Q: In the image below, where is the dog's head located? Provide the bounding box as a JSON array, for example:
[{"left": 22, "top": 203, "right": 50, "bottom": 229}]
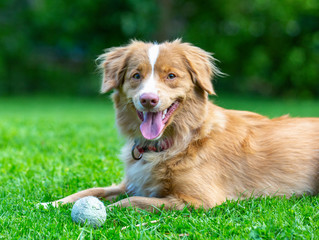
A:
[{"left": 98, "top": 40, "right": 221, "bottom": 141}]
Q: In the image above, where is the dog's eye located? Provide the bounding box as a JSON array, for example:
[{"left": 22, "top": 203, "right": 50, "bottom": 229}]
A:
[
  {"left": 167, "top": 73, "right": 176, "bottom": 80},
  {"left": 132, "top": 73, "right": 141, "bottom": 80}
]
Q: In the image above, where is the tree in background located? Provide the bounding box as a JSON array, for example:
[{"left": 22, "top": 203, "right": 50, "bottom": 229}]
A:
[{"left": 1, "top": 0, "right": 318, "bottom": 97}]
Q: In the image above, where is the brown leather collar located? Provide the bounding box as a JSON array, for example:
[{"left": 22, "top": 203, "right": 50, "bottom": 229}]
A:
[{"left": 131, "top": 138, "right": 173, "bottom": 160}]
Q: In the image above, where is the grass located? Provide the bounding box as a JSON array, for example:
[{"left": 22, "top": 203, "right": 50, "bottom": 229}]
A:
[{"left": 0, "top": 94, "right": 319, "bottom": 239}]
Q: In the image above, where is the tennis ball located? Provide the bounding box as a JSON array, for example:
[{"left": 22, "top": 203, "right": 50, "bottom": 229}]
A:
[{"left": 71, "top": 196, "right": 106, "bottom": 228}]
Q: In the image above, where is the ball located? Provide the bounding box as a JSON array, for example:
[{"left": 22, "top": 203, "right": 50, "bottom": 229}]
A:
[{"left": 71, "top": 196, "right": 106, "bottom": 228}]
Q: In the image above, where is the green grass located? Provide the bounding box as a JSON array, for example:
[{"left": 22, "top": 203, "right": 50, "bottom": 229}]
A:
[{"left": 1, "top": 94, "right": 319, "bottom": 239}]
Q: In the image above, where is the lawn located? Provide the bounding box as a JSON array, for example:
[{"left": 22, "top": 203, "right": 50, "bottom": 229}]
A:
[{"left": 0, "top": 94, "right": 319, "bottom": 239}]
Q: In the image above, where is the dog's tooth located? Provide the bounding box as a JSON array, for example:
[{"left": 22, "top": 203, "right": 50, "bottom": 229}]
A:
[
  {"left": 162, "top": 109, "right": 167, "bottom": 120},
  {"left": 143, "top": 112, "right": 147, "bottom": 120}
]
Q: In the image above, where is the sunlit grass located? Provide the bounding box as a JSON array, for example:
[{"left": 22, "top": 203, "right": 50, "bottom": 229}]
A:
[{"left": 0, "top": 95, "right": 319, "bottom": 239}]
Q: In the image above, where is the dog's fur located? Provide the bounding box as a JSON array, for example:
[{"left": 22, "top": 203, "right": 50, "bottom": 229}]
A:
[{"left": 43, "top": 40, "right": 319, "bottom": 210}]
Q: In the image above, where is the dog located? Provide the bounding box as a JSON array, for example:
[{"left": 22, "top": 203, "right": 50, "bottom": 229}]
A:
[{"left": 42, "top": 40, "right": 319, "bottom": 210}]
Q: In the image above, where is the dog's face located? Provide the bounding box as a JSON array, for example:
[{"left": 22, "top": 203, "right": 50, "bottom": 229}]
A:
[{"left": 99, "top": 40, "right": 220, "bottom": 141}]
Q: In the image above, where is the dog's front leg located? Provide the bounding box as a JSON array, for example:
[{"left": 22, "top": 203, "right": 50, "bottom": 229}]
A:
[
  {"left": 39, "top": 183, "right": 126, "bottom": 208},
  {"left": 107, "top": 196, "right": 185, "bottom": 211}
]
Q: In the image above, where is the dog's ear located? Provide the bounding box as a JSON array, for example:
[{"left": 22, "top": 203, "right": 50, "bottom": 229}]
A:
[
  {"left": 182, "top": 43, "right": 221, "bottom": 95},
  {"left": 97, "top": 46, "right": 129, "bottom": 93}
]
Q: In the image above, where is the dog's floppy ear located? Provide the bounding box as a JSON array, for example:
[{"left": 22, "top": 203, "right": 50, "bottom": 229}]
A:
[
  {"left": 97, "top": 46, "right": 129, "bottom": 93},
  {"left": 182, "top": 43, "right": 221, "bottom": 95}
]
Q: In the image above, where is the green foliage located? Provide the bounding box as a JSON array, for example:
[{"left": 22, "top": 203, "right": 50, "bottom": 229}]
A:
[
  {"left": 0, "top": 0, "right": 319, "bottom": 97},
  {"left": 182, "top": 0, "right": 319, "bottom": 97},
  {"left": 0, "top": 96, "right": 319, "bottom": 238},
  {"left": 0, "top": 0, "right": 158, "bottom": 95}
]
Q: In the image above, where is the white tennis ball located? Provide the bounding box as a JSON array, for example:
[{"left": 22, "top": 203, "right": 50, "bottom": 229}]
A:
[{"left": 71, "top": 196, "right": 106, "bottom": 228}]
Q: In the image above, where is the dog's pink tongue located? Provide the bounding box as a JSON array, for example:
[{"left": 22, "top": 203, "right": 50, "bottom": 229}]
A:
[{"left": 140, "top": 112, "right": 164, "bottom": 140}]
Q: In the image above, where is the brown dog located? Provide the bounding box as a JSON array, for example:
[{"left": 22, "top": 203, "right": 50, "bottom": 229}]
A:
[{"left": 42, "top": 40, "right": 319, "bottom": 210}]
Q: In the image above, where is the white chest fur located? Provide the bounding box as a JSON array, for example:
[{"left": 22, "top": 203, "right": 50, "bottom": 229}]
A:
[{"left": 125, "top": 158, "right": 163, "bottom": 197}]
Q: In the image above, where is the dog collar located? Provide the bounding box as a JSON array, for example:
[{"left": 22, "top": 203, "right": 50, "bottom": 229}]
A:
[{"left": 131, "top": 138, "right": 173, "bottom": 160}]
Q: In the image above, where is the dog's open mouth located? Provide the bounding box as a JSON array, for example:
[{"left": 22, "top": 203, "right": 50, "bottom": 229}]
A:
[{"left": 136, "top": 101, "right": 179, "bottom": 140}]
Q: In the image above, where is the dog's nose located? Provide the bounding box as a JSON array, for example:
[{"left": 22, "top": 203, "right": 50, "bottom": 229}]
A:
[{"left": 139, "top": 93, "right": 159, "bottom": 108}]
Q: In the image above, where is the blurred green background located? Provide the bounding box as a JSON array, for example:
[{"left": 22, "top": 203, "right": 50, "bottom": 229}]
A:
[{"left": 1, "top": 0, "right": 319, "bottom": 98}]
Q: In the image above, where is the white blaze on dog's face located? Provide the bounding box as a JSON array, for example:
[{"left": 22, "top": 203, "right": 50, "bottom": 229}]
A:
[
  {"left": 99, "top": 40, "right": 219, "bottom": 141},
  {"left": 140, "top": 44, "right": 160, "bottom": 95}
]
